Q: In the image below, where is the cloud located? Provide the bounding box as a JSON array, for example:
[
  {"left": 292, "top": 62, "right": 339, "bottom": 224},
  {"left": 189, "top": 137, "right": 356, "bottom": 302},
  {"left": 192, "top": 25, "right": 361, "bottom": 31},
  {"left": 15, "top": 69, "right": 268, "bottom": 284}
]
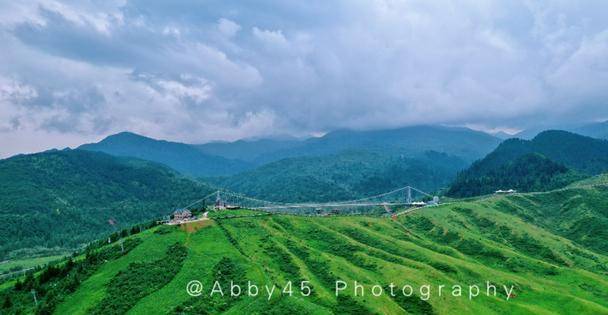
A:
[
  {"left": 0, "top": 0, "right": 608, "bottom": 157},
  {"left": 217, "top": 18, "right": 240, "bottom": 37},
  {"left": 252, "top": 27, "right": 287, "bottom": 46}
]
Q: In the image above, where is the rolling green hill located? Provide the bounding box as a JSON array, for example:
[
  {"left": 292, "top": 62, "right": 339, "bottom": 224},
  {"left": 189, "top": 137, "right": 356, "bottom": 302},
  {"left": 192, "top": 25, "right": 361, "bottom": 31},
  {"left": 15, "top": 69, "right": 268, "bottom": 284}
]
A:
[
  {"left": 447, "top": 130, "right": 608, "bottom": 197},
  {"left": 2, "top": 178, "right": 607, "bottom": 314},
  {"left": 79, "top": 132, "right": 253, "bottom": 177},
  {"left": 0, "top": 149, "right": 214, "bottom": 260},
  {"left": 210, "top": 150, "right": 467, "bottom": 202}
]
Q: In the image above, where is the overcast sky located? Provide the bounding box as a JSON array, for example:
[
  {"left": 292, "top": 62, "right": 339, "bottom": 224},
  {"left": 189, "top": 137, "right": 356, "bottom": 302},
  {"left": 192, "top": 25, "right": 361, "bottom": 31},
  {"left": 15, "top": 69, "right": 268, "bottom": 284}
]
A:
[{"left": 1, "top": 0, "right": 608, "bottom": 157}]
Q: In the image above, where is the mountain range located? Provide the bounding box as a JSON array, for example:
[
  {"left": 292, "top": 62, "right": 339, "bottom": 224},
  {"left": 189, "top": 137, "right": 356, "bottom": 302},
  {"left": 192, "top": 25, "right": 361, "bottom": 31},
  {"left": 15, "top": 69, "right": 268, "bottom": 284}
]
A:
[
  {"left": 2, "top": 124, "right": 608, "bottom": 314},
  {"left": 80, "top": 125, "right": 501, "bottom": 177},
  {"left": 3, "top": 125, "right": 607, "bottom": 260}
]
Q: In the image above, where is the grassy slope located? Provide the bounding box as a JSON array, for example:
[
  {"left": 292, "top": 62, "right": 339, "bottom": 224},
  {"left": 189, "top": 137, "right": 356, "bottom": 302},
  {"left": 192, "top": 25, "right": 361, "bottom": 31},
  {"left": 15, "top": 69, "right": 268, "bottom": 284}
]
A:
[
  {"left": 0, "top": 255, "right": 66, "bottom": 275},
  {"left": 494, "top": 175, "right": 608, "bottom": 255},
  {"left": 45, "top": 183, "right": 608, "bottom": 314}
]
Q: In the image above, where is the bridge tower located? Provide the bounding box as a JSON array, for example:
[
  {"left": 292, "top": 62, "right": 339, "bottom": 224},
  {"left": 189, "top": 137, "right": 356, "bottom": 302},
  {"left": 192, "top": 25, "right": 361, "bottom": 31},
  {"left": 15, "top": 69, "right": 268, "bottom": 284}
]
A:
[
  {"left": 215, "top": 191, "right": 225, "bottom": 210},
  {"left": 406, "top": 186, "right": 412, "bottom": 204}
]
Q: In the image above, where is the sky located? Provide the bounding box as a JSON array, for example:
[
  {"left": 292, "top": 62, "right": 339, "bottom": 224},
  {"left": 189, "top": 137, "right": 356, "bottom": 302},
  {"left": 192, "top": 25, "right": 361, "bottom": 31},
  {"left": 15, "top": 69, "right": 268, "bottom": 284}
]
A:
[{"left": 1, "top": 0, "right": 608, "bottom": 157}]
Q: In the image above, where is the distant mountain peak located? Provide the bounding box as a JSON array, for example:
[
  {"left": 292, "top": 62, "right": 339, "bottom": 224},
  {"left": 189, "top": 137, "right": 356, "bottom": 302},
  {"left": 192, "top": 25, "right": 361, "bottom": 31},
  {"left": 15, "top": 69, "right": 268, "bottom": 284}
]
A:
[
  {"left": 79, "top": 132, "right": 253, "bottom": 177},
  {"left": 101, "top": 131, "right": 161, "bottom": 142}
]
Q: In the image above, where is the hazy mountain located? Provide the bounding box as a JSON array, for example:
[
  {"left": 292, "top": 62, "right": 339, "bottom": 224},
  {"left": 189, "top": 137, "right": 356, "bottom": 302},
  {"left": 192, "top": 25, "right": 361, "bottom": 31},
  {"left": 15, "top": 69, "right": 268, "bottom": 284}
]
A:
[
  {"left": 197, "top": 125, "right": 502, "bottom": 165},
  {"left": 194, "top": 138, "right": 304, "bottom": 163},
  {"left": 251, "top": 125, "right": 502, "bottom": 164},
  {"left": 0, "top": 149, "right": 213, "bottom": 259},
  {"left": 513, "top": 128, "right": 544, "bottom": 140},
  {"left": 79, "top": 132, "right": 252, "bottom": 177},
  {"left": 491, "top": 131, "right": 516, "bottom": 139},
  {"left": 79, "top": 126, "right": 500, "bottom": 177},
  {"left": 447, "top": 130, "right": 608, "bottom": 197},
  {"left": 515, "top": 121, "right": 608, "bottom": 140},
  {"left": 573, "top": 120, "right": 608, "bottom": 140}
]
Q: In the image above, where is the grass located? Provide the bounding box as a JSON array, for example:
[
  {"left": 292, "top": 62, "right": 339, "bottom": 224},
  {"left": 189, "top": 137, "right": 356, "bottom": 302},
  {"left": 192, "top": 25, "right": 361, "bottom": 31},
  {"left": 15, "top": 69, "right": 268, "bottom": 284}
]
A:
[
  {"left": 207, "top": 208, "right": 270, "bottom": 219},
  {"left": 0, "top": 255, "right": 66, "bottom": 275},
  {"left": 3, "top": 181, "right": 608, "bottom": 314}
]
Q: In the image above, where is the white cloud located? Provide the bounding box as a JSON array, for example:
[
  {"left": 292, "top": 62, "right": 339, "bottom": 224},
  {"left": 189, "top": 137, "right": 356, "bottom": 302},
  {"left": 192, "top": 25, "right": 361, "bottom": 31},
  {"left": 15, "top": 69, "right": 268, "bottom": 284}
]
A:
[
  {"left": 0, "top": 0, "right": 607, "bottom": 157},
  {"left": 0, "top": 77, "right": 38, "bottom": 102},
  {"left": 217, "top": 18, "right": 241, "bottom": 37},
  {"left": 548, "top": 30, "right": 608, "bottom": 99},
  {"left": 252, "top": 27, "right": 287, "bottom": 46},
  {"left": 162, "top": 25, "right": 181, "bottom": 37}
]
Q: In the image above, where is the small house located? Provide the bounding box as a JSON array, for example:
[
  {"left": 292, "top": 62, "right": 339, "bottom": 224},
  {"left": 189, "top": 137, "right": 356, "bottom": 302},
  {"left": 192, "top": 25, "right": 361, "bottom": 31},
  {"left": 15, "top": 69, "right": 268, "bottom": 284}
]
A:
[
  {"left": 173, "top": 209, "right": 192, "bottom": 221},
  {"left": 495, "top": 189, "right": 517, "bottom": 194}
]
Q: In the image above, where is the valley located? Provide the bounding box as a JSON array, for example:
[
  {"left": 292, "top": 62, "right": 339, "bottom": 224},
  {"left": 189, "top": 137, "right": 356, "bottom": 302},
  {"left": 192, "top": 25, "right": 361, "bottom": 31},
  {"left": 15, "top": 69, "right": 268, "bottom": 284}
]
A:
[
  {"left": 2, "top": 127, "right": 608, "bottom": 314},
  {"left": 3, "top": 2, "right": 607, "bottom": 313},
  {"left": 1, "top": 176, "right": 607, "bottom": 314}
]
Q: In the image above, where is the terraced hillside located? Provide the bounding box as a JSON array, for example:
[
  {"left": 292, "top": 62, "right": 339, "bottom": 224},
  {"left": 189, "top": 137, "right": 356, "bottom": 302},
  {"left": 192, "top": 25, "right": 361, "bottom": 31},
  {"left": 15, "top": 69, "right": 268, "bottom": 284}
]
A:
[{"left": 2, "top": 179, "right": 608, "bottom": 314}]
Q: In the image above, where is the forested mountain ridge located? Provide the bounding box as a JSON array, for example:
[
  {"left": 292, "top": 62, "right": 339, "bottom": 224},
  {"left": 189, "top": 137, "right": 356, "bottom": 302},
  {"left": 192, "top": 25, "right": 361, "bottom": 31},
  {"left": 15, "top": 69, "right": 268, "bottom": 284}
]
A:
[
  {"left": 0, "top": 149, "right": 213, "bottom": 259},
  {"left": 79, "top": 132, "right": 253, "bottom": 177},
  {"left": 447, "top": 153, "right": 585, "bottom": 197},
  {"left": 194, "top": 138, "right": 304, "bottom": 163},
  {"left": 248, "top": 125, "right": 501, "bottom": 164},
  {"left": 81, "top": 126, "right": 501, "bottom": 174},
  {"left": 210, "top": 150, "right": 467, "bottom": 202},
  {"left": 447, "top": 130, "right": 608, "bottom": 197}
]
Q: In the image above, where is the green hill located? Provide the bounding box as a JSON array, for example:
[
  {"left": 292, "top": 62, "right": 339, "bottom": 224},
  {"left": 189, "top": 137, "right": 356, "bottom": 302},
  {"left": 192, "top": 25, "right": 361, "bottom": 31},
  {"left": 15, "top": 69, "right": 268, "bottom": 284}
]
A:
[
  {"left": 250, "top": 125, "right": 500, "bottom": 164},
  {"left": 447, "top": 153, "right": 585, "bottom": 197},
  {"left": 210, "top": 150, "right": 467, "bottom": 202},
  {"left": 447, "top": 130, "right": 608, "bottom": 197},
  {"left": 79, "top": 132, "right": 253, "bottom": 177},
  {"left": 0, "top": 149, "right": 213, "bottom": 260},
  {"left": 2, "top": 179, "right": 607, "bottom": 314}
]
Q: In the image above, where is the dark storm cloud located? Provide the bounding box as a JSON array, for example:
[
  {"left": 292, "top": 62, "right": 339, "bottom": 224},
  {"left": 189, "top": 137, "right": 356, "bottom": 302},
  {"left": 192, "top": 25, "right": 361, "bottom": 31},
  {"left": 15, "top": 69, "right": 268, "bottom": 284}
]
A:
[{"left": 0, "top": 0, "right": 607, "bottom": 156}]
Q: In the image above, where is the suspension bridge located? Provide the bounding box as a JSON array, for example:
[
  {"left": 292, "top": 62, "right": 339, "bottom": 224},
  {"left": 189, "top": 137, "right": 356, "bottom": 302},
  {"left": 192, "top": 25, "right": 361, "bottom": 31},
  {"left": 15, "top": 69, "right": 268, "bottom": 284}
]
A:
[{"left": 179, "top": 186, "right": 440, "bottom": 216}]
